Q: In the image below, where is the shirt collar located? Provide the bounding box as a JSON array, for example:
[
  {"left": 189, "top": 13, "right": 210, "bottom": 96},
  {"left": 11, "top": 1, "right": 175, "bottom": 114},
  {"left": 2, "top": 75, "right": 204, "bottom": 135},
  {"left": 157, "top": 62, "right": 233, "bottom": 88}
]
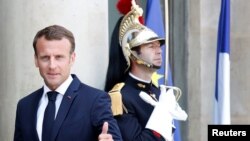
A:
[
  {"left": 127, "top": 73, "right": 153, "bottom": 92},
  {"left": 43, "top": 75, "right": 73, "bottom": 95},
  {"left": 129, "top": 72, "right": 151, "bottom": 83}
]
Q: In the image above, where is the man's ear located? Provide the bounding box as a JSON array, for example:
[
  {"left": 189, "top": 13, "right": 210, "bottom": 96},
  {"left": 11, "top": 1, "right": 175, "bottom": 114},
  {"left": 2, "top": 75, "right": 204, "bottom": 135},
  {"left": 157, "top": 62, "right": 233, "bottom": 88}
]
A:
[
  {"left": 70, "top": 52, "right": 76, "bottom": 64},
  {"left": 34, "top": 54, "right": 38, "bottom": 67}
]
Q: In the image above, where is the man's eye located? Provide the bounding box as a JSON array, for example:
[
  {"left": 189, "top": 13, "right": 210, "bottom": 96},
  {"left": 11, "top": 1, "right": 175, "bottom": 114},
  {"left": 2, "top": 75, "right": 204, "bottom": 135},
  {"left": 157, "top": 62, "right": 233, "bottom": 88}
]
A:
[
  {"left": 145, "top": 44, "right": 154, "bottom": 48},
  {"left": 56, "top": 56, "right": 64, "bottom": 59},
  {"left": 40, "top": 56, "right": 49, "bottom": 61}
]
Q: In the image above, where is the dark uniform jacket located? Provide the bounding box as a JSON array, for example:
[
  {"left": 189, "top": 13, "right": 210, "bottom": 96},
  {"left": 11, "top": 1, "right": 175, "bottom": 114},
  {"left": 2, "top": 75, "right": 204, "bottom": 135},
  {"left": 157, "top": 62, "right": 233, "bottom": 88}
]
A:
[{"left": 115, "top": 75, "right": 165, "bottom": 141}]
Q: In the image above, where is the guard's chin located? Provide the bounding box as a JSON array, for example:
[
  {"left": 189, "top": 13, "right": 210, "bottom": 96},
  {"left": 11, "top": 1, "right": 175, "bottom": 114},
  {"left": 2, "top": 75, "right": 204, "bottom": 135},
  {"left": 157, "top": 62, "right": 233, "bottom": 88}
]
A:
[{"left": 152, "top": 65, "right": 161, "bottom": 69}]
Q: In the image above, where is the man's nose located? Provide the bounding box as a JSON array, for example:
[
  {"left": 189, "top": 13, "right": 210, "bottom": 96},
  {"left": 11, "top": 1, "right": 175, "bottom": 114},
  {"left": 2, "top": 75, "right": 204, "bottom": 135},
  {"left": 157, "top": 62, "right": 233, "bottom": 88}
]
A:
[{"left": 49, "top": 58, "right": 56, "bottom": 69}]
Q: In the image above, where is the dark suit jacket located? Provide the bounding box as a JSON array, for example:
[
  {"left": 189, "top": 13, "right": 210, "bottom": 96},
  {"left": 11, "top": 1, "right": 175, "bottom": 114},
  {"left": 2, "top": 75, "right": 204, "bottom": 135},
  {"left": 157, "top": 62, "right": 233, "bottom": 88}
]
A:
[{"left": 14, "top": 74, "right": 122, "bottom": 141}]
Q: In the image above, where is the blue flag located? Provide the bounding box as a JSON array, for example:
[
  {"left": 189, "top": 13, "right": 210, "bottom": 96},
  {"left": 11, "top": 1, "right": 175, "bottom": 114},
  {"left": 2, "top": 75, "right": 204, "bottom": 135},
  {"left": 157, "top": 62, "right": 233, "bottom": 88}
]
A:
[
  {"left": 214, "top": 0, "right": 230, "bottom": 124},
  {"left": 145, "top": 0, "right": 183, "bottom": 140}
]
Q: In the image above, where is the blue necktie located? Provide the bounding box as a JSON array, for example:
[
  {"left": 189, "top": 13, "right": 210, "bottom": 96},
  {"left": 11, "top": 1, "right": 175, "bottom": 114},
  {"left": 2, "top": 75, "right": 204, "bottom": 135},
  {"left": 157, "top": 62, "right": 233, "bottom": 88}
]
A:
[{"left": 42, "top": 91, "right": 58, "bottom": 141}]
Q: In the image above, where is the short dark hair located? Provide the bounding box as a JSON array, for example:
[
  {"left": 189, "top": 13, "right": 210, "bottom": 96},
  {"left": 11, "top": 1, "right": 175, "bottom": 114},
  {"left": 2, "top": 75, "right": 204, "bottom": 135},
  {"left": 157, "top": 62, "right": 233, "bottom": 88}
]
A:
[{"left": 33, "top": 25, "right": 75, "bottom": 55}]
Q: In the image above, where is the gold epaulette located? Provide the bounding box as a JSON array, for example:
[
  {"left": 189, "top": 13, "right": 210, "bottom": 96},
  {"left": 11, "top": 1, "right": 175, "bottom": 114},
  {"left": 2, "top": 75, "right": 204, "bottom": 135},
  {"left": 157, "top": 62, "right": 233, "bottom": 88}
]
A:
[{"left": 108, "top": 83, "right": 126, "bottom": 116}]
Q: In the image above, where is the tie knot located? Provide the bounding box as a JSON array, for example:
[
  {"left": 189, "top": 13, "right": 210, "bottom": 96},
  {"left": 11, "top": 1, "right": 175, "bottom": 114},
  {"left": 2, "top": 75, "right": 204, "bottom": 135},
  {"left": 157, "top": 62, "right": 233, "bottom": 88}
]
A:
[{"left": 47, "top": 91, "right": 58, "bottom": 101}]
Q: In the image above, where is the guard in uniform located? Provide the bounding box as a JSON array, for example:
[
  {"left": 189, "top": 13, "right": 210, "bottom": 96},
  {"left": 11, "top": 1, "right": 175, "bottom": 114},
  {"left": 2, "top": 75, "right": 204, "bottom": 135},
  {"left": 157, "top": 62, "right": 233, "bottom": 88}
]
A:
[{"left": 105, "top": 1, "right": 188, "bottom": 141}]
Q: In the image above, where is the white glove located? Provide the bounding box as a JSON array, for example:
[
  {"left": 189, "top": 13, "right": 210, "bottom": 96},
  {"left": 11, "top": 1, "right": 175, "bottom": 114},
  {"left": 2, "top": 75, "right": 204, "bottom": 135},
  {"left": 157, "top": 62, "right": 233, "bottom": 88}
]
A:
[
  {"left": 159, "top": 85, "right": 188, "bottom": 121},
  {"left": 139, "top": 85, "right": 188, "bottom": 141}
]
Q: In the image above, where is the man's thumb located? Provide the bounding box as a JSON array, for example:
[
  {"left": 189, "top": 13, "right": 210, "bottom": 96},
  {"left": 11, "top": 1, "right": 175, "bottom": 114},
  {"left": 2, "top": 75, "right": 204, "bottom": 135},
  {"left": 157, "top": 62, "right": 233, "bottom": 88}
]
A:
[{"left": 102, "top": 121, "right": 109, "bottom": 134}]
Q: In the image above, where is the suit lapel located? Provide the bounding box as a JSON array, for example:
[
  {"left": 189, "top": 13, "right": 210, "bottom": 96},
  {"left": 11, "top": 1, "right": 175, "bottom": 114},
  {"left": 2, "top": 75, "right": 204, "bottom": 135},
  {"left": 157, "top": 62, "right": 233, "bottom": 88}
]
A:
[{"left": 51, "top": 75, "right": 81, "bottom": 140}]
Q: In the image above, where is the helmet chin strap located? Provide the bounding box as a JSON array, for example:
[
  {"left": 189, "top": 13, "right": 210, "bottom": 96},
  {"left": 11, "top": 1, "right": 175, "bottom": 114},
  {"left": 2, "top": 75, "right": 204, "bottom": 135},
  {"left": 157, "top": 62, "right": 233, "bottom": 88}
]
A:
[{"left": 130, "top": 52, "right": 161, "bottom": 69}]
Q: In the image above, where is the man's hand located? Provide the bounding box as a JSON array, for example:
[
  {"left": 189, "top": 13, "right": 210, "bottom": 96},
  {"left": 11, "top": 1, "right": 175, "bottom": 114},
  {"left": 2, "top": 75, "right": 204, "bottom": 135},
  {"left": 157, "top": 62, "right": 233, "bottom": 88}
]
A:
[
  {"left": 141, "top": 85, "right": 188, "bottom": 140},
  {"left": 159, "top": 85, "right": 188, "bottom": 120},
  {"left": 98, "top": 122, "right": 114, "bottom": 141}
]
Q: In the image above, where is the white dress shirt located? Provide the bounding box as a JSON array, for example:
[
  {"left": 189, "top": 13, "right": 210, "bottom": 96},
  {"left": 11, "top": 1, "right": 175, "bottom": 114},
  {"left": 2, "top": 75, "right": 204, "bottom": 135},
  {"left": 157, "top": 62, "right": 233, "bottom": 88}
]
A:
[{"left": 36, "top": 75, "right": 73, "bottom": 141}]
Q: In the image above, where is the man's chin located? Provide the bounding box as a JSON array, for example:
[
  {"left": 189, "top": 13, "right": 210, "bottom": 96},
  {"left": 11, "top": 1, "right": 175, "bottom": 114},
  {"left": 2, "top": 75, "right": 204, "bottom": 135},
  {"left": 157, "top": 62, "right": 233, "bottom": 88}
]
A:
[{"left": 152, "top": 65, "right": 161, "bottom": 69}]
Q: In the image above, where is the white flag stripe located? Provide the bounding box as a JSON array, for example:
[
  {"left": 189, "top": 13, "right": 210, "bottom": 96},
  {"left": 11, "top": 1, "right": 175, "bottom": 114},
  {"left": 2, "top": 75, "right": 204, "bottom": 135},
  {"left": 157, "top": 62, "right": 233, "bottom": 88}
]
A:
[{"left": 214, "top": 52, "right": 230, "bottom": 124}]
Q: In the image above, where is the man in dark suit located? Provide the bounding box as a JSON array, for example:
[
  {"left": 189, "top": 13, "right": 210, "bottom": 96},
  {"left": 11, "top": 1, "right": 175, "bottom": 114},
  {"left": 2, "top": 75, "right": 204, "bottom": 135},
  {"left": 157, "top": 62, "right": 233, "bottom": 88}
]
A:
[{"left": 14, "top": 25, "right": 122, "bottom": 141}]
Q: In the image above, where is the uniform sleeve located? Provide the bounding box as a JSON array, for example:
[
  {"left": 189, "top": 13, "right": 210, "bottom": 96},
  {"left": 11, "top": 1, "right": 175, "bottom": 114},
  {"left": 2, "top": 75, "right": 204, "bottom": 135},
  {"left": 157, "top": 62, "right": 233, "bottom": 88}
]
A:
[{"left": 115, "top": 113, "right": 165, "bottom": 141}]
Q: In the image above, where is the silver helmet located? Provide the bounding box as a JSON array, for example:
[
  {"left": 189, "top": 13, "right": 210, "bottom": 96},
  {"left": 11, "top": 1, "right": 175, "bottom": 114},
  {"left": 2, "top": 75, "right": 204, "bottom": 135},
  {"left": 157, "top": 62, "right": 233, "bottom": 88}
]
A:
[{"left": 119, "top": 0, "right": 165, "bottom": 69}]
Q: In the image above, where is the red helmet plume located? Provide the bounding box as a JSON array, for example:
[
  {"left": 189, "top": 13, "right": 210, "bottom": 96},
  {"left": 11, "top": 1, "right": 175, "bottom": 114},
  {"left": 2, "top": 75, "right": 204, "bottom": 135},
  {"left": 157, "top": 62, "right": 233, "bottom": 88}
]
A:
[{"left": 116, "top": 0, "right": 144, "bottom": 24}]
